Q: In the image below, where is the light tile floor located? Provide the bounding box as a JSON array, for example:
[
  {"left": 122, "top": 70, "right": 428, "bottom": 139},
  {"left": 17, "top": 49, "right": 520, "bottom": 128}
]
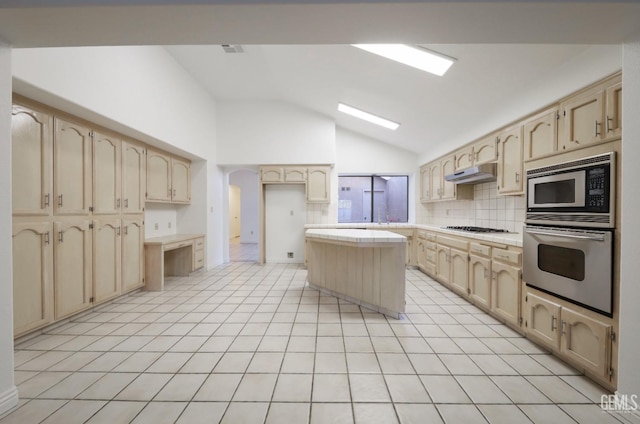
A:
[
  {"left": 229, "top": 238, "right": 258, "bottom": 262},
  {"left": 2, "top": 263, "right": 639, "bottom": 424}
]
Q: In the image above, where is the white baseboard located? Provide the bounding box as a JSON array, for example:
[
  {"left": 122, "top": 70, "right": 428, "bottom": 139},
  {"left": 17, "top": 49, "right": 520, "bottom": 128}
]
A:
[{"left": 0, "top": 386, "right": 19, "bottom": 418}]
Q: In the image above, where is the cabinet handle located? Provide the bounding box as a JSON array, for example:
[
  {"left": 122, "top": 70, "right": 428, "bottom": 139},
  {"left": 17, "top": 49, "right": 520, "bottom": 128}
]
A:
[
  {"left": 117, "top": 226, "right": 121, "bottom": 236},
  {"left": 515, "top": 172, "right": 520, "bottom": 183},
  {"left": 124, "top": 226, "right": 128, "bottom": 235},
  {"left": 58, "top": 231, "right": 63, "bottom": 243},
  {"left": 595, "top": 120, "right": 601, "bottom": 137},
  {"left": 44, "top": 194, "right": 50, "bottom": 207},
  {"left": 551, "top": 315, "right": 557, "bottom": 332},
  {"left": 124, "top": 199, "right": 129, "bottom": 208},
  {"left": 492, "top": 271, "right": 497, "bottom": 280},
  {"left": 58, "top": 194, "right": 63, "bottom": 207},
  {"left": 168, "top": 188, "right": 172, "bottom": 197},
  {"left": 472, "top": 152, "right": 476, "bottom": 162},
  {"left": 44, "top": 231, "right": 50, "bottom": 245},
  {"left": 117, "top": 198, "right": 121, "bottom": 208},
  {"left": 606, "top": 115, "right": 613, "bottom": 133},
  {"left": 561, "top": 320, "right": 567, "bottom": 336},
  {"left": 483, "top": 268, "right": 487, "bottom": 279}
]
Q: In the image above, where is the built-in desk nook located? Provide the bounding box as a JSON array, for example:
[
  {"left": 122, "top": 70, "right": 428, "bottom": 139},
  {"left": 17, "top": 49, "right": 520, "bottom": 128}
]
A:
[
  {"left": 305, "top": 229, "right": 406, "bottom": 318},
  {"left": 144, "top": 234, "right": 205, "bottom": 291}
]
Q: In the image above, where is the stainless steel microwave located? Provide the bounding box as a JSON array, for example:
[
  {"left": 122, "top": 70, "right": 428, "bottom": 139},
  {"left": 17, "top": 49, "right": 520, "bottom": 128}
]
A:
[{"left": 526, "top": 152, "right": 615, "bottom": 228}]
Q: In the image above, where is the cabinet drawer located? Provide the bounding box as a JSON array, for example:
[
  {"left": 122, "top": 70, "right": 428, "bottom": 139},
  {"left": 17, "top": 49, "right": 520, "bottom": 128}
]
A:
[
  {"left": 426, "top": 241, "right": 436, "bottom": 251},
  {"left": 195, "top": 237, "right": 205, "bottom": 250},
  {"left": 164, "top": 240, "right": 193, "bottom": 251},
  {"left": 416, "top": 230, "right": 427, "bottom": 240},
  {"left": 436, "top": 235, "right": 469, "bottom": 251},
  {"left": 470, "top": 243, "right": 491, "bottom": 257},
  {"left": 426, "top": 233, "right": 437, "bottom": 242},
  {"left": 492, "top": 248, "right": 521, "bottom": 265},
  {"left": 194, "top": 249, "right": 204, "bottom": 269}
]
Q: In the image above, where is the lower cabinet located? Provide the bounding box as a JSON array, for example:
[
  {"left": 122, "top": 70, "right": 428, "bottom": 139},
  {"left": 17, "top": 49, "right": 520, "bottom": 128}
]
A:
[
  {"left": 122, "top": 217, "right": 145, "bottom": 293},
  {"left": 93, "top": 219, "right": 121, "bottom": 304},
  {"left": 435, "top": 245, "right": 451, "bottom": 285},
  {"left": 449, "top": 248, "right": 469, "bottom": 297},
  {"left": 54, "top": 220, "right": 92, "bottom": 320},
  {"left": 193, "top": 236, "right": 205, "bottom": 271},
  {"left": 491, "top": 260, "right": 521, "bottom": 327},
  {"left": 12, "top": 222, "right": 54, "bottom": 337},
  {"left": 526, "top": 292, "right": 613, "bottom": 382},
  {"left": 469, "top": 254, "right": 491, "bottom": 309}
]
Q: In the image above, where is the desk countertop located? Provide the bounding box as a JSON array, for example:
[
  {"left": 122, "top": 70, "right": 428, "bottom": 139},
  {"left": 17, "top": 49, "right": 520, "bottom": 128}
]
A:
[{"left": 144, "top": 234, "right": 204, "bottom": 245}]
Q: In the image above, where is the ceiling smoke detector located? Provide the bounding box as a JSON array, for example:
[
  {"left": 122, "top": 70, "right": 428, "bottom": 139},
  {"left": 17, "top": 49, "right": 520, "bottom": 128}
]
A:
[{"left": 221, "top": 44, "right": 244, "bottom": 54}]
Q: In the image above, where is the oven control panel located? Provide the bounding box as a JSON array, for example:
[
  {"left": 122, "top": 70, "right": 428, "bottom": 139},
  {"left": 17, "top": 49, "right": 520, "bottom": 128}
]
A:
[{"left": 586, "top": 166, "right": 609, "bottom": 210}]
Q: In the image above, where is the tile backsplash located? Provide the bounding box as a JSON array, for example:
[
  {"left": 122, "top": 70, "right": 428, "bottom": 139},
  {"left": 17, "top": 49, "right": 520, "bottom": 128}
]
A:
[
  {"left": 417, "top": 181, "right": 526, "bottom": 233},
  {"left": 306, "top": 202, "right": 332, "bottom": 225}
]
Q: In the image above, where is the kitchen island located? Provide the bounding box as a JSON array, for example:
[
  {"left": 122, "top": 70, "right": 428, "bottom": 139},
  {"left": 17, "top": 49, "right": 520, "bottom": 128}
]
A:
[{"left": 305, "top": 229, "right": 406, "bottom": 318}]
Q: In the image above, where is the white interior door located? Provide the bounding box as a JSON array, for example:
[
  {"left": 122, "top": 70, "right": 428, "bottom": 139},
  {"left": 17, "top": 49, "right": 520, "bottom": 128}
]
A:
[
  {"left": 265, "top": 184, "right": 306, "bottom": 263},
  {"left": 229, "top": 184, "right": 241, "bottom": 239}
]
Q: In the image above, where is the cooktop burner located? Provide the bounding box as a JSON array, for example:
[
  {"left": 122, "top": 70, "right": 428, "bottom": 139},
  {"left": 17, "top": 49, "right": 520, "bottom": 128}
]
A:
[{"left": 444, "top": 226, "right": 509, "bottom": 233}]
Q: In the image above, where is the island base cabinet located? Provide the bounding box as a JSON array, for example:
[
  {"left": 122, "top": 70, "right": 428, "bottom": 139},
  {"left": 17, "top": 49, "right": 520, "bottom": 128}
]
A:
[{"left": 12, "top": 222, "right": 54, "bottom": 337}]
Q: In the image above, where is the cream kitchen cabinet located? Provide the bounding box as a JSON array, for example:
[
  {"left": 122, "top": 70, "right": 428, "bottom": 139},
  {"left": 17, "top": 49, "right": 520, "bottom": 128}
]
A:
[
  {"left": 491, "top": 257, "right": 521, "bottom": 327},
  {"left": 559, "top": 74, "right": 621, "bottom": 151},
  {"left": 171, "top": 156, "right": 191, "bottom": 203},
  {"left": 449, "top": 247, "right": 469, "bottom": 297},
  {"left": 146, "top": 148, "right": 171, "bottom": 202},
  {"left": 307, "top": 166, "right": 331, "bottom": 203},
  {"left": 12, "top": 221, "right": 54, "bottom": 337},
  {"left": 440, "top": 155, "right": 457, "bottom": 200},
  {"left": 193, "top": 236, "right": 205, "bottom": 271},
  {"left": 54, "top": 220, "right": 92, "bottom": 320},
  {"left": 523, "top": 107, "right": 558, "bottom": 161},
  {"left": 525, "top": 291, "right": 613, "bottom": 381},
  {"left": 423, "top": 158, "right": 472, "bottom": 202},
  {"left": 122, "top": 141, "right": 146, "bottom": 214},
  {"left": 93, "top": 132, "right": 121, "bottom": 215},
  {"left": 259, "top": 166, "right": 308, "bottom": 183},
  {"left": 93, "top": 218, "right": 121, "bottom": 303},
  {"left": 416, "top": 237, "right": 428, "bottom": 270},
  {"left": 11, "top": 104, "right": 53, "bottom": 217},
  {"left": 435, "top": 235, "right": 469, "bottom": 295},
  {"left": 435, "top": 245, "right": 451, "bottom": 285},
  {"left": 469, "top": 253, "right": 491, "bottom": 310},
  {"left": 497, "top": 125, "right": 524, "bottom": 195},
  {"left": 428, "top": 161, "right": 442, "bottom": 200},
  {"left": 122, "top": 217, "right": 145, "bottom": 293},
  {"left": 454, "top": 135, "right": 498, "bottom": 171},
  {"left": 284, "top": 167, "right": 307, "bottom": 182},
  {"left": 419, "top": 164, "right": 431, "bottom": 203},
  {"left": 454, "top": 145, "right": 474, "bottom": 170},
  {"left": 53, "top": 118, "right": 93, "bottom": 215},
  {"left": 146, "top": 148, "right": 191, "bottom": 204}
]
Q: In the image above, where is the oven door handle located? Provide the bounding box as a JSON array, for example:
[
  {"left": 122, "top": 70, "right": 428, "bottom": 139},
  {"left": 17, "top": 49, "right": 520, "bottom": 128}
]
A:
[{"left": 525, "top": 229, "right": 606, "bottom": 241}]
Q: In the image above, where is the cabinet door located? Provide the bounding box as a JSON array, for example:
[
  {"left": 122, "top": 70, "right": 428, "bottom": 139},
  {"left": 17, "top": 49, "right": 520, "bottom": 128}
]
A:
[
  {"left": 261, "top": 166, "right": 284, "bottom": 182},
  {"left": 420, "top": 165, "right": 431, "bottom": 203},
  {"left": 454, "top": 147, "right": 474, "bottom": 170},
  {"left": 497, "top": 126, "right": 523, "bottom": 195},
  {"left": 53, "top": 118, "right": 92, "bottom": 215},
  {"left": 54, "top": 220, "right": 92, "bottom": 319},
  {"left": 526, "top": 293, "right": 561, "bottom": 350},
  {"left": 523, "top": 108, "right": 558, "bottom": 161},
  {"left": 171, "top": 157, "right": 191, "bottom": 203},
  {"left": 436, "top": 245, "right": 451, "bottom": 285},
  {"left": 449, "top": 248, "right": 469, "bottom": 297},
  {"left": 474, "top": 135, "right": 498, "bottom": 164},
  {"left": 93, "top": 219, "right": 121, "bottom": 304},
  {"left": 416, "top": 239, "right": 427, "bottom": 270},
  {"left": 307, "top": 166, "right": 331, "bottom": 203},
  {"left": 605, "top": 81, "right": 622, "bottom": 140},
  {"left": 122, "top": 217, "right": 145, "bottom": 293},
  {"left": 429, "top": 162, "right": 442, "bottom": 200},
  {"left": 491, "top": 261, "right": 521, "bottom": 327},
  {"left": 561, "top": 308, "right": 611, "bottom": 379},
  {"left": 441, "top": 155, "right": 457, "bottom": 200},
  {"left": 284, "top": 167, "right": 307, "bottom": 182},
  {"left": 12, "top": 105, "right": 53, "bottom": 216},
  {"left": 12, "top": 222, "right": 53, "bottom": 336},
  {"left": 469, "top": 254, "right": 491, "bottom": 309},
  {"left": 122, "top": 141, "right": 146, "bottom": 214},
  {"left": 146, "top": 148, "right": 171, "bottom": 202},
  {"left": 559, "top": 88, "right": 605, "bottom": 151},
  {"left": 93, "top": 132, "right": 121, "bottom": 215}
]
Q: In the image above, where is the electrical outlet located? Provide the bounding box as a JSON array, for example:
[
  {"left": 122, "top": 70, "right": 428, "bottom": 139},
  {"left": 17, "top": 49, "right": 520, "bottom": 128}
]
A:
[
  {"left": 154, "top": 223, "right": 158, "bottom": 230},
  {"left": 250, "top": 230, "right": 254, "bottom": 235},
  {"left": 168, "top": 222, "right": 172, "bottom": 228},
  {"left": 287, "top": 252, "right": 294, "bottom": 258}
]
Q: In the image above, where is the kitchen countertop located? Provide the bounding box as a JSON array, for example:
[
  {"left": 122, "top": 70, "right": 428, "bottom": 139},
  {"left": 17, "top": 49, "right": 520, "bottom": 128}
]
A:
[
  {"left": 305, "top": 228, "right": 406, "bottom": 244},
  {"left": 304, "top": 223, "right": 522, "bottom": 247}
]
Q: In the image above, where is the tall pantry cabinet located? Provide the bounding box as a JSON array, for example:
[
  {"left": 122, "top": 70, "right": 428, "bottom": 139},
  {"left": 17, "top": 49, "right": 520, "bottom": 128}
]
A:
[{"left": 11, "top": 98, "right": 146, "bottom": 337}]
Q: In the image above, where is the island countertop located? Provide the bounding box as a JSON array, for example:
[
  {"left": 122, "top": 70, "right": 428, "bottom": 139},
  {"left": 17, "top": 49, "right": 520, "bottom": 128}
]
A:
[{"left": 305, "top": 228, "right": 407, "bottom": 244}]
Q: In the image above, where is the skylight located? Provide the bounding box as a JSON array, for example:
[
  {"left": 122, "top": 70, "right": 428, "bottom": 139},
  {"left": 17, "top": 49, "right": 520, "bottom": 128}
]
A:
[
  {"left": 338, "top": 103, "right": 400, "bottom": 130},
  {"left": 352, "top": 44, "right": 455, "bottom": 76}
]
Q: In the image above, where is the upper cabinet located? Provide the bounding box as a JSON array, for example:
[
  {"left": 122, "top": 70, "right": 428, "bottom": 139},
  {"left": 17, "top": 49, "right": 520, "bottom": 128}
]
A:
[
  {"left": 93, "top": 131, "right": 121, "bottom": 215},
  {"left": 11, "top": 104, "right": 53, "bottom": 217},
  {"left": 146, "top": 148, "right": 191, "bottom": 204},
  {"left": 122, "top": 140, "right": 146, "bottom": 214},
  {"left": 259, "top": 165, "right": 332, "bottom": 203},
  {"left": 559, "top": 73, "right": 621, "bottom": 152},
  {"left": 53, "top": 118, "right": 93, "bottom": 216},
  {"left": 497, "top": 125, "right": 524, "bottom": 195},
  {"left": 419, "top": 164, "right": 430, "bottom": 203},
  {"left": 523, "top": 107, "right": 558, "bottom": 161},
  {"left": 454, "top": 134, "right": 498, "bottom": 171},
  {"left": 421, "top": 157, "right": 473, "bottom": 203}
]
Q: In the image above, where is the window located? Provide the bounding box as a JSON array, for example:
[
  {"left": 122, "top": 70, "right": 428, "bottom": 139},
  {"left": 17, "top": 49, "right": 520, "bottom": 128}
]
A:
[{"left": 338, "top": 175, "right": 408, "bottom": 223}]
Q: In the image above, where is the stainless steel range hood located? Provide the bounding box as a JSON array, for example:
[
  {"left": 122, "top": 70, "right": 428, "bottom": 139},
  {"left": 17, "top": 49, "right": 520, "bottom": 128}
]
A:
[{"left": 444, "top": 163, "right": 497, "bottom": 184}]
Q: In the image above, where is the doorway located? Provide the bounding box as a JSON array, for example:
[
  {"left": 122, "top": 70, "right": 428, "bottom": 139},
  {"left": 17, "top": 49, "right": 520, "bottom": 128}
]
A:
[{"left": 228, "top": 169, "right": 259, "bottom": 262}]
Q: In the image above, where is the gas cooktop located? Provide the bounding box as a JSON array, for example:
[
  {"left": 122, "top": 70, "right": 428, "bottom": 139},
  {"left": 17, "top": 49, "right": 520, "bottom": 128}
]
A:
[{"left": 444, "top": 226, "right": 509, "bottom": 233}]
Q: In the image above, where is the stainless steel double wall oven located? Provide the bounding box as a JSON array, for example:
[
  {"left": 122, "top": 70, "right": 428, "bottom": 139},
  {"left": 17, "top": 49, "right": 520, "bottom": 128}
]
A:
[{"left": 523, "top": 152, "right": 615, "bottom": 316}]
